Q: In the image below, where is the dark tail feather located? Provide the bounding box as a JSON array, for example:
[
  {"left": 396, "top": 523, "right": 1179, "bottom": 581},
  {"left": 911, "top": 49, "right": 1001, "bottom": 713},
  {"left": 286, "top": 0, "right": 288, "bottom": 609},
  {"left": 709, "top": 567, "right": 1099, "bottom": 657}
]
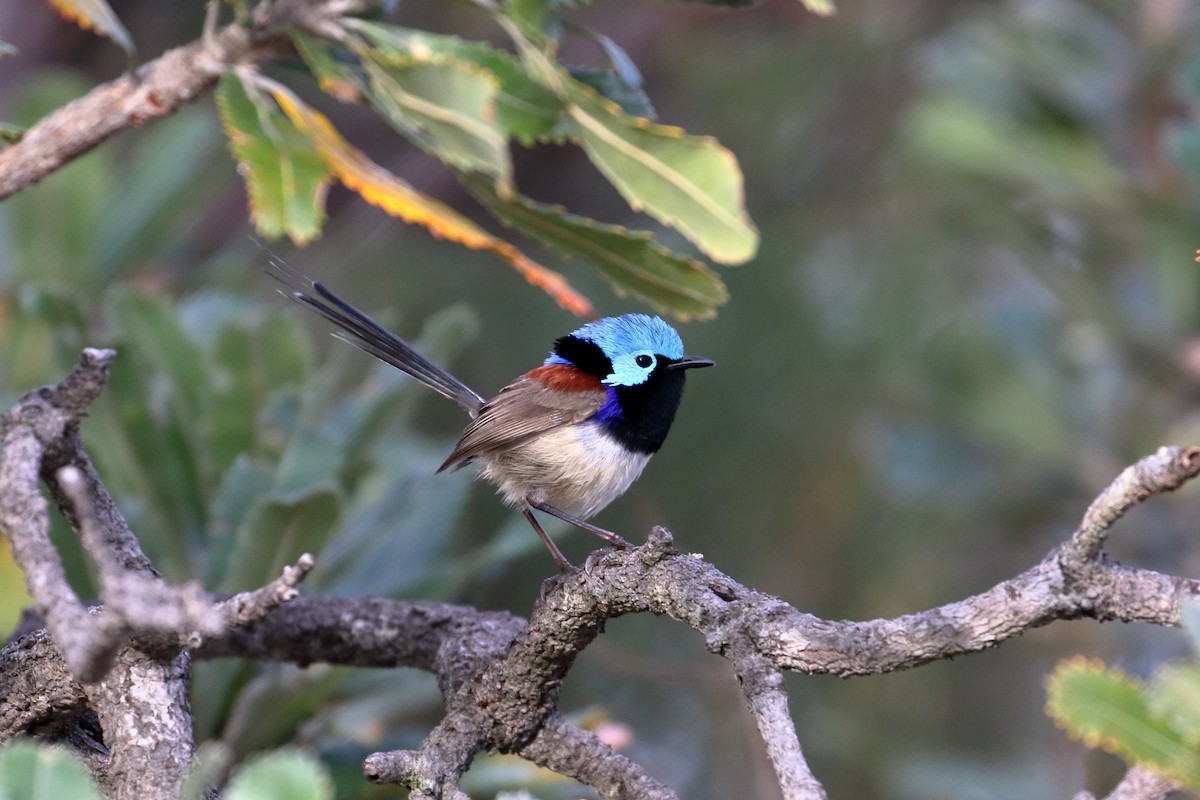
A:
[{"left": 265, "top": 256, "right": 486, "bottom": 417}]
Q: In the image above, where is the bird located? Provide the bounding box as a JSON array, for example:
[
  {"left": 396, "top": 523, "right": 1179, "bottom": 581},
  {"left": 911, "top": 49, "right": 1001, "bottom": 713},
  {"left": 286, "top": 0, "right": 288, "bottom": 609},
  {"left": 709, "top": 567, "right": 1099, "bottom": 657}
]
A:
[{"left": 267, "top": 260, "right": 713, "bottom": 571}]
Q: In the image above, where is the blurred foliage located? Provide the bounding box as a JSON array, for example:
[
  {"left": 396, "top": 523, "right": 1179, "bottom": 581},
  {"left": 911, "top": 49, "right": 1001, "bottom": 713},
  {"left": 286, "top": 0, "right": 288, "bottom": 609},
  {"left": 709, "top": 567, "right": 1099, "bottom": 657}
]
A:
[
  {"left": 0, "top": 71, "right": 585, "bottom": 799},
  {"left": 210, "top": 0, "right": 761, "bottom": 319},
  {"left": 1045, "top": 604, "right": 1200, "bottom": 791},
  {"left": 0, "top": 740, "right": 104, "bottom": 800},
  {"left": 0, "top": 740, "right": 334, "bottom": 800},
  {"left": 3, "top": 0, "right": 1200, "bottom": 798}
]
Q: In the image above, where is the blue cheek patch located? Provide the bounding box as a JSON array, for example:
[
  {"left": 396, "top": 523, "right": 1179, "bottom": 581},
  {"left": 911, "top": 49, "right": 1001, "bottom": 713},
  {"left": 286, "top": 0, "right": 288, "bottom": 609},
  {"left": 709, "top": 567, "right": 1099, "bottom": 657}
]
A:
[{"left": 603, "top": 352, "right": 654, "bottom": 387}]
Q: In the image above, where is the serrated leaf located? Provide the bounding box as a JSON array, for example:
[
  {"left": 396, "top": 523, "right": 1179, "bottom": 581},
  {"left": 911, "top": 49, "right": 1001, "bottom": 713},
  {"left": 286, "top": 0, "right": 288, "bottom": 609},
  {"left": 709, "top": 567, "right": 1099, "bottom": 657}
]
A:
[
  {"left": 347, "top": 21, "right": 563, "bottom": 143},
  {"left": 1046, "top": 657, "right": 1200, "bottom": 789},
  {"left": 261, "top": 78, "right": 592, "bottom": 315},
  {"left": 361, "top": 51, "right": 511, "bottom": 185},
  {"left": 290, "top": 33, "right": 365, "bottom": 103},
  {"left": 470, "top": 182, "right": 728, "bottom": 319},
  {"left": 225, "top": 748, "right": 333, "bottom": 800},
  {"left": 1151, "top": 665, "right": 1200, "bottom": 746},
  {"left": 0, "top": 740, "right": 104, "bottom": 800},
  {"left": 569, "top": 68, "right": 655, "bottom": 120},
  {"left": 216, "top": 75, "right": 331, "bottom": 246},
  {"left": 219, "top": 486, "right": 341, "bottom": 593},
  {"left": 587, "top": 30, "right": 643, "bottom": 90},
  {"left": 563, "top": 83, "right": 757, "bottom": 264},
  {"left": 47, "top": 0, "right": 134, "bottom": 57}
]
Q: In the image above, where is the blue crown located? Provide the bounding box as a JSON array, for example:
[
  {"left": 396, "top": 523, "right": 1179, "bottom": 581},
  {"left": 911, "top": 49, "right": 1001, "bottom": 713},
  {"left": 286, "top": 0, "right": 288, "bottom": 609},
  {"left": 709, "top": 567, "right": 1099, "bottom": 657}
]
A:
[{"left": 566, "top": 314, "right": 684, "bottom": 360}]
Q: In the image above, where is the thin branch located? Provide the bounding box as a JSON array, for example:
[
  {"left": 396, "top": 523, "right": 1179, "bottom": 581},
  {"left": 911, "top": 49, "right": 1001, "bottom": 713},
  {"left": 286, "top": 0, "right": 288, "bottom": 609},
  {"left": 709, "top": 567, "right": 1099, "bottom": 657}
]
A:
[
  {"left": 517, "top": 715, "right": 680, "bottom": 800},
  {"left": 215, "top": 552, "right": 315, "bottom": 629},
  {"left": 733, "top": 650, "right": 824, "bottom": 800},
  {"left": 0, "top": 0, "right": 354, "bottom": 199},
  {"left": 1067, "top": 446, "right": 1200, "bottom": 564},
  {"left": 0, "top": 349, "right": 121, "bottom": 680},
  {"left": 5, "top": 352, "right": 1200, "bottom": 799},
  {"left": 0, "top": 350, "right": 315, "bottom": 799},
  {"left": 56, "top": 465, "right": 222, "bottom": 681}
]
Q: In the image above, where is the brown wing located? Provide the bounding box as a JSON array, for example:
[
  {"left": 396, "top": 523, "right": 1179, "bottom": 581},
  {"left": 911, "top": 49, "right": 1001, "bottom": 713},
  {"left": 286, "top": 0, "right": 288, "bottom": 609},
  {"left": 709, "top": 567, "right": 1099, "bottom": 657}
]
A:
[{"left": 437, "top": 375, "right": 607, "bottom": 472}]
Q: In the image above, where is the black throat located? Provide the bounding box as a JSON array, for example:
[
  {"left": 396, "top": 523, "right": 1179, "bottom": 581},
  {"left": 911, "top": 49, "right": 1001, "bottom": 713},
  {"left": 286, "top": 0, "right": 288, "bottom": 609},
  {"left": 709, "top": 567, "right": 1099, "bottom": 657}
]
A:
[
  {"left": 553, "top": 336, "right": 689, "bottom": 455},
  {"left": 604, "top": 359, "right": 688, "bottom": 455}
]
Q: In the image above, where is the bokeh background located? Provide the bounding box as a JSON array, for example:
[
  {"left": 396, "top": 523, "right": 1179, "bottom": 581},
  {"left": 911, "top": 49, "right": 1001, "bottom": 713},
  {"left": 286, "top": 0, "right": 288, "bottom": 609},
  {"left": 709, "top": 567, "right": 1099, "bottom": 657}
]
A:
[{"left": 3, "top": 0, "right": 1200, "bottom": 797}]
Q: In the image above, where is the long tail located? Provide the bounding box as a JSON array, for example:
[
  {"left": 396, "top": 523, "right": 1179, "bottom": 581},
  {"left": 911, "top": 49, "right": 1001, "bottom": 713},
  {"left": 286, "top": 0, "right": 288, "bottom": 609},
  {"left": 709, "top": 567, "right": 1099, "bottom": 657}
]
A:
[{"left": 266, "top": 256, "right": 486, "bottom": 417}]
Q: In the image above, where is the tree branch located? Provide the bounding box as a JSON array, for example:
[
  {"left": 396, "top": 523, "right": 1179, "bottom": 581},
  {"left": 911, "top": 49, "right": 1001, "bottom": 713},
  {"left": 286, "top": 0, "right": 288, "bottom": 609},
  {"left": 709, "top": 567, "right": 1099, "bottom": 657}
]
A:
[
  {"left": 0, "top": 350, "right": 313, "bottom": 799},
  {"left": 3, "top": 351, "right": 1198, "bottom": 799},
  {"left": 0, "top": 0, "right": 356, "bottom": 199}
]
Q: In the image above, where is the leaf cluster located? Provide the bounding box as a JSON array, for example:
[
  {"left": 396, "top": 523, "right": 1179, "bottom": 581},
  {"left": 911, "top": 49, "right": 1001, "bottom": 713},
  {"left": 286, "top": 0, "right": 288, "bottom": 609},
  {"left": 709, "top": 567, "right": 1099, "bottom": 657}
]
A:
[
  {"left": 215, "top": 1, "right": 768, "bottom": 319},
  {"left": 1046, "top": 603, "right": 1200, "bottom": 790}
]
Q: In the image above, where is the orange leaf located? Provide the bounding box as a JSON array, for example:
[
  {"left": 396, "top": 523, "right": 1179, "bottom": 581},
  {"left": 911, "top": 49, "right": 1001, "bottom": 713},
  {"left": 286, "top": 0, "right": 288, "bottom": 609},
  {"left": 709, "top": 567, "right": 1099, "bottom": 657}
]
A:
[
  {"left": 48, "top": 0, "right": 134, "bottom": 55},
  {"left": 266, "top": 82, "right": 593, "bottom": 317}
]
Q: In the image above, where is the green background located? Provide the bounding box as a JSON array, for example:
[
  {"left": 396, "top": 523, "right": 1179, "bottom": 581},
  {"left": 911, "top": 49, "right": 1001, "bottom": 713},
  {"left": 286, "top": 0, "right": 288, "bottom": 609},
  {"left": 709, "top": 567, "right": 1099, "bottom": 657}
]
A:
[{"left": 3, "top": 1, "right": 1200, "bottom": 797}]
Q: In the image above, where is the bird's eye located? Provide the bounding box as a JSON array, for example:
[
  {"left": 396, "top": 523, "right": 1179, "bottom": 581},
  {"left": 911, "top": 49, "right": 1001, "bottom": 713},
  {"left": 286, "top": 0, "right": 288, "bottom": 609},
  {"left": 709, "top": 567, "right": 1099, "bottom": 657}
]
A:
[{"left": 635, "top": 354, "right": 653, "bottom": 368}]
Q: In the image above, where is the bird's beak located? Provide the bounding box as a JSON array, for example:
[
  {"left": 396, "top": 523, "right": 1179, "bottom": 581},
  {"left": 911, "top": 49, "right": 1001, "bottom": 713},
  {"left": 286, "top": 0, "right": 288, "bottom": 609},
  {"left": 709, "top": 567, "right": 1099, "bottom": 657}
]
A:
[{"left": 668, "top": 356, "right": 715, "bottom": 370}]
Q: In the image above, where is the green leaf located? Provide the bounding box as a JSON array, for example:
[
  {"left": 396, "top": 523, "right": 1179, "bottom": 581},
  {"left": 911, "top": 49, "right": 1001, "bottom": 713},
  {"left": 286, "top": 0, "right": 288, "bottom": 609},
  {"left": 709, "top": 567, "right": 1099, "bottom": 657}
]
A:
[
  {"left": 290, "top": 33, "right": 366, "bottom": 103},
  {"left": 220, "top": 669, "right": 345, "bottom": 757},
  {"left": 0, "top": 122, "right": 24, "bottom": 143},
  {"left": 1151, "top": 665, "right": 1200, "bottom": 747},
  {"left": 361, "top": 50, "right": 511, "bottom": 186},
  {"left": 47, "top": 0, "right": 135, "bottom": 57},
  {"left": 182, "top": 742, "right": 233, "bottom": 800},
  {"left": 562, "top": 82, "right": 758, "bottom": 264},
  {"left": 109, "top": 289, "right": 211, "bottom": 440},
  {"left": 225, "top": 748, "right": 333, "bottom": 800},
  {"left": 101, "top": 289, "right": 213, "bottom": 562},
  {"left": 1046, "top": 657, "right": 1200, "bottom": 789},
  {"left": 216, "top": 74, "right": 331, "bottom": 246},
  {"left": 346, "top": 22, "right": 563, "bottom": 143},
  {"left": 569, "top": 68, "right": 655, "bottom": 120},
  {"left": 206, "top": 456, "right": 276, "bottom": 587},
  {"left": 470, "top": 183, "right": 728, "bottom": 319},
  {"left": 219, "top": 487, "right": 341, "bottom": 593},
  {"left": 207, "top": 310, "right": 311, "bottom": 474},
  {"left": 263, "top": 77, "right": 591, "bottom": 315},
  {"left": 0, "top": 740, "right": 103, "bottom": 800}
]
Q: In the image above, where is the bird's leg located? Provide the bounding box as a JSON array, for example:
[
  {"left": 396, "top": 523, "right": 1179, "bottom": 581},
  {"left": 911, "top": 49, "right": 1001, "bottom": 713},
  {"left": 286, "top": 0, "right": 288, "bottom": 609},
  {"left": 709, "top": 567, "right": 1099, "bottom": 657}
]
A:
[
  {"left": 528, "top": 500, "right": 633, "bottom": 549},
  {"left": 521, "top": 506, "right": 574, "bottom": 572}
]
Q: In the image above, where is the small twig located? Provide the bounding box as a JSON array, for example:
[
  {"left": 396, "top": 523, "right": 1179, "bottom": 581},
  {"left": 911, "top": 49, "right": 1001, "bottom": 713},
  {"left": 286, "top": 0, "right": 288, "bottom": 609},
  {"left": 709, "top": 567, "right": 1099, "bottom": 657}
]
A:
[
  {"left": 733, "top": 650, "right": 825, "bottom": 800},
  {"left": 0, "top": 0, "right": 355, "bottom": 199},
  {"left": 216, "top": 553, "right": 315, "bottom": 629},
  {"left": 56, "top": 466, "right": 223, "bottom": 682},
  {"left": 1067, "top": 446, "right": 1200, "bottom": 563},
  {"left": 518, "top": 714, "right": 680, "bottom": 800}
]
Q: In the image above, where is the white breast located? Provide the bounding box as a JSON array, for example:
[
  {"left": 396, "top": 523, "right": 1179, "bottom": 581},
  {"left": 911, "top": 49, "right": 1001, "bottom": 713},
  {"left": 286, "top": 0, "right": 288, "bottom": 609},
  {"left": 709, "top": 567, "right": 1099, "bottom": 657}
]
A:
[{"left": 477, "top": 423, "right": 652, "bottom": 518}]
